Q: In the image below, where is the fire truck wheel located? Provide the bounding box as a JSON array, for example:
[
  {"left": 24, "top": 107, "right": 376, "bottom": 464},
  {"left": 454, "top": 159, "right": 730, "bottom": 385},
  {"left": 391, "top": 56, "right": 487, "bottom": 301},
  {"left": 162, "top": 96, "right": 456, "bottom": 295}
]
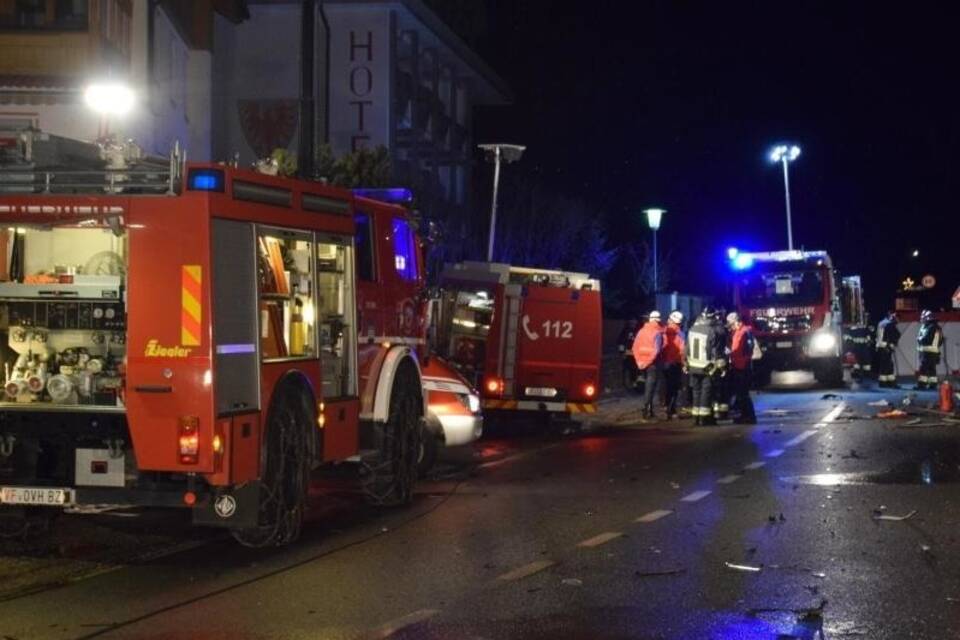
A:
[
  {"left": 417, "top": 431, "right": 439, "bottom": 477},
  {"left": 362, "top": 360, "right": 423, "bottom": 506},
  {"left": 231, "top": 385, "right": 314, "bottom": 548}
]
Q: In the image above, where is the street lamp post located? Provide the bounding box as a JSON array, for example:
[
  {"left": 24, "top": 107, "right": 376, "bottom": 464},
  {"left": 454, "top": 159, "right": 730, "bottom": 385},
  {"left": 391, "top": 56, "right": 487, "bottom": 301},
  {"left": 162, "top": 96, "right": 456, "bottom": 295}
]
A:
[
  {"left": 478, "top": 143, "right": 525, "bottom": 262},
  {"left": 643, "top": 208, "right": 665, "bottom": 293},
  {"left": 769, "top": 144, "right": 801, "bottom": 251}
]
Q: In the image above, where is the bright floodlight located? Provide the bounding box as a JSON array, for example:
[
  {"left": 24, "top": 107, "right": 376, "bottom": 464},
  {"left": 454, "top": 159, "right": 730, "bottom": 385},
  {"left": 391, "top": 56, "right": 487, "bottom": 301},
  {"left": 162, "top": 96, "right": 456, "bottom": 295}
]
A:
[
  {"left": 84, "top": 82, "right": 135, "bottom": 116},
  {"left": 912, "top": 249, "right": 919, "bottom": 257},
  {"left": 644, "top": 208, "right": 665, "bottom": 230},
  {"left": 727, "top": 247, "right": 739, "bottom": 260},
  {"left": 770, "top": 144, "right": 801, "bottom": 163}
]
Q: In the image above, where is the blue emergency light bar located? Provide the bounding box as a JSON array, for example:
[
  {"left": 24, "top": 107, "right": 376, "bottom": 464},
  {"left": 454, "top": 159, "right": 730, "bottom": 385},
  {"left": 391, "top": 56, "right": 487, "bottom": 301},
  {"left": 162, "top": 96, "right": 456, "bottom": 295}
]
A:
[
  {"left": 187, "top": 168, "right": 225, "bottom": 192},
  {"left": 352, "top": 187, "right": 413, "bottom": 204}
]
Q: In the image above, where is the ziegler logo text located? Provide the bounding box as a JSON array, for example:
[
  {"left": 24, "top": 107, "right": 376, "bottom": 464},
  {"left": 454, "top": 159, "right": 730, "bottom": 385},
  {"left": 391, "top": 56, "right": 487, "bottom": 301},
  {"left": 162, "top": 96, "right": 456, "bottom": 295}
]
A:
[{"left": 144, "top": 340, "right": 193, "bottom": 358}]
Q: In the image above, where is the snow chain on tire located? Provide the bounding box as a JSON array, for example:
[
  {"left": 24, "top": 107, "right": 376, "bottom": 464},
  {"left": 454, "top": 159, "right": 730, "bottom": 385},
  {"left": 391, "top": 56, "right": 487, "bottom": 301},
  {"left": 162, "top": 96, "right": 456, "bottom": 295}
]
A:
[
  {"left": 362, "top": 360, "right": 422, "bottom": 506},
  {"left": 232, "top": 387, "right": 312, "bottom": 548}
]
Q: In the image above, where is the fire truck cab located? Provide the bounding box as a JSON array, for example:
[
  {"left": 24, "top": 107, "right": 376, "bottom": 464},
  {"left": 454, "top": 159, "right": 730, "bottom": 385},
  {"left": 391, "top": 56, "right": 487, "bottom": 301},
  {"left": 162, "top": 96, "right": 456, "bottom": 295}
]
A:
[
  {"left": 730, "top": 249, "right": 844, "bottom": 385},
  {"left": 434, "top": 261, "right": 602, "bottom": 420},
  {"left": 0, "top": 130, "right": 424, "bottom": 546}
]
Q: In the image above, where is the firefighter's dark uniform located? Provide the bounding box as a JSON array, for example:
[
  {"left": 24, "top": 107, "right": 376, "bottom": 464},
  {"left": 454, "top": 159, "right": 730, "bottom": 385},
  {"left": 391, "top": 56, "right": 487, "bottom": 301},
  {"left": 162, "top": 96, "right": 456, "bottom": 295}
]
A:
[
  {"left": 916, "top": 318, "right": 944, "bottom": 390},
  {"left": 711, "top": 316, "right": 730, "bottom": 421},
  {"left": 875, "top": 315, "right": 900, "bottom": 387},
  {"left": 685, "top": 314, "right": 724, "bottom": 426},
  {"left": 848, "top": 324, "right": 874, "bottom": 380}
]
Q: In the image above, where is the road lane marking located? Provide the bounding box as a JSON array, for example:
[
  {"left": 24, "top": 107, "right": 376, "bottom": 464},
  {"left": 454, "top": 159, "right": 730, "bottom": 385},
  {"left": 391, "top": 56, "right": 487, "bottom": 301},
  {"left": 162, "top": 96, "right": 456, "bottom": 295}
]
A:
[
  {"left": 680, "top": 490, "right": 712, "bottom": 502},
  {"left": 717, "top": 474, "right": 742, "bottom": 484},
  {"left": 577, "top": 532, "right": 623, "bottom": 548},
  {"left": 496, "top": 559, "right": 556, "bottom": 581},
  {"left": 744, "top": 461, "right": 766, "bottom": 470},
  {"left": 367, "top": 609, "right": 440, "bottom": 639},
  {"left": 765, "top": 449, "right": 785, "bottom": 458},
  {"left": 823, "top": 404, "right": 846, "bottom": 423},
  {"left": 636, "top": 509, "right": 673, "bottom": 523},
  {"left": 785, "top": 430, "right": 817, "bottom": 447}
]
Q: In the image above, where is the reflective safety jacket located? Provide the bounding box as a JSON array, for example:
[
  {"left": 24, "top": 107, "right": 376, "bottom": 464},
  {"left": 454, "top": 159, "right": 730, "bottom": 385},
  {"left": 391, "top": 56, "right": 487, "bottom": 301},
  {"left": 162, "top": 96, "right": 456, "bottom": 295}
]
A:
[
  {"left": 662, "top": 323, "right": 685, "bottom": 365},
  {"left": 918, "top": 321, "right": 944, "bottom": 356},
  {"left": 685, "top": 319, "right": 724, "bottom": 373},
  {"left": 729, "top": 324, "right": 755, "bottom": 371},
  {"left": 876, "top": 318, "right": 901, "bottom": 350},
  {"left": 632, "top": 321, "right": 665, "bottom": 369}
]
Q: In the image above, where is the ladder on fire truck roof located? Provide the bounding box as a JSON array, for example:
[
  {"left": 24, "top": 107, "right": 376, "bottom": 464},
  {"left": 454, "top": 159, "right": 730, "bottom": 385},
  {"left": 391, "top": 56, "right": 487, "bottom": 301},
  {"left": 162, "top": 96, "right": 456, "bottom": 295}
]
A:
[{"left": 0, "top": 129, "right": 182, "bottom": 196}]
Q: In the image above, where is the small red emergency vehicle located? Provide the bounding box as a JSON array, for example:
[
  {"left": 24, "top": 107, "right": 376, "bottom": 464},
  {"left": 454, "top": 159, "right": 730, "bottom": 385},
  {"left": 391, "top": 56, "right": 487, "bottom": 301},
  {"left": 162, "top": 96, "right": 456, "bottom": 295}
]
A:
[
  {"left": 0, "top": 130, "right": 426, "bottom": 546},
  {"left": 730, "top": 249, "right": 844, "bottom": 385},
  {"left": 434, "top": 261, "right": 602, "bottom": 419}
]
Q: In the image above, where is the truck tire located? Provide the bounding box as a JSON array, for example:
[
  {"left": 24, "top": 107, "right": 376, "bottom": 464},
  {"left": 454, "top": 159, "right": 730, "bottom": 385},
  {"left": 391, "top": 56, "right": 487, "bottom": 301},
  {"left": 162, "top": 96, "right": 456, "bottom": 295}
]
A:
[
  {"left": 231, "top": 385, "right": 313, "bottom": 548},
  {"left": 416, "top": 431, "right": 439, "bottom": 477},
  {"left": 362, "top": 360, "right": 422, "bottom": 506}
]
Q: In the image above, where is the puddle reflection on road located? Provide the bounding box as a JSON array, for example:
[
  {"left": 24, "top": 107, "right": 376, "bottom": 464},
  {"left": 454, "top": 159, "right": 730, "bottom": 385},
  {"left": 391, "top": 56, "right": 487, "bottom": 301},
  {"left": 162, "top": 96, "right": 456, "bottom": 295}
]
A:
[{"left": 783, "top": 457, "right": 960, "bottom": 486}]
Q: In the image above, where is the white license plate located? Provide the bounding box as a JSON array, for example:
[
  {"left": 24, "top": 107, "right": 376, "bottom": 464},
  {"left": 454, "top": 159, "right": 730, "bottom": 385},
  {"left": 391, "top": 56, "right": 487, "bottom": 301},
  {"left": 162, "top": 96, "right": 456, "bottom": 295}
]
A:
[
  {"left": 525, "top": 387, "right": 558, "bottom": 398},
  {"left": 0, "top": 486, "right": 73, "bottom": 506},
  {"left": 775, "top": 341, "right": 793, "bottom": 348}
]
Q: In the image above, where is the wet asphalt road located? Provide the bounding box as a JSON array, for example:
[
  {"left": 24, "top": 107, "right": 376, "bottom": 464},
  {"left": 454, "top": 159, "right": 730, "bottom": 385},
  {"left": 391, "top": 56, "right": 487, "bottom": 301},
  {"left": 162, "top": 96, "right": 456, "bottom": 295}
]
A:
[{"left": 2, "top": 384, "right": 960, "bottom": 640}]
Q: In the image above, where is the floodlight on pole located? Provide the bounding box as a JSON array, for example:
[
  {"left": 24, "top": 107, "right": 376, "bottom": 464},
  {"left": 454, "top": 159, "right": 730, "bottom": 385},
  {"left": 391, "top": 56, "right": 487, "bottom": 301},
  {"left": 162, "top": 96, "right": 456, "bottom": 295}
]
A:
[
  {"left": 643, "top": 208, "right": 666, "bottom": 293},
  {"left": 478, "top": 143, "right": 526, "bottom": 262},
  {"left": 769, "top": 143, "right": 801, "bottom": 251},
  {"left": 84, "top": 82, "right": 135, "bottom": 116}
]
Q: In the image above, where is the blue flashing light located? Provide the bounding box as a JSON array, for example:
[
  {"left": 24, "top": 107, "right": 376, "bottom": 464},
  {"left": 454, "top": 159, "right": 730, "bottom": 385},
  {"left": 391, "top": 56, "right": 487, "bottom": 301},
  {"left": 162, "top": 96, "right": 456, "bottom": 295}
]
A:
[
  {"left": 732, "top": 254, "right": 754, "bottom": 270},
  {"left": 188, "top": 169, "right": 224, "bottom": 192},
  {"left": 352, "top": 187, "right": 413, "bottom": 204},
  {"left": 726, "top": 247, "right": 739, "bottom": 260}
]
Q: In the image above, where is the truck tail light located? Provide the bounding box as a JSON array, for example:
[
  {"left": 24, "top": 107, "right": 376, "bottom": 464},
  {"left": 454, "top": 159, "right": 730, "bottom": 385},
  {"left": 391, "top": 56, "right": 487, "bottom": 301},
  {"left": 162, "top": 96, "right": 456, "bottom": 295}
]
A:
[
  {"left": 485, "top": 377, "right": 503, "bottom": 395},
  {"left": 179, "top": 416, "right": 200, "bottom": 464},
  {"left": 583, "top": 383, "right": 596, "bottom": 399}
]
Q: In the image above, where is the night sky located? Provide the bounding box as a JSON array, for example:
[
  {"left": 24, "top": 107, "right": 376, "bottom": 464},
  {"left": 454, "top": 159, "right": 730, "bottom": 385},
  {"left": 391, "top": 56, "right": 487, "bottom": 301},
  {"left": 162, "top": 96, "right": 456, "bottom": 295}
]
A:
[{"left": 470, "top": 1, "right": 959, "bottom": 314}]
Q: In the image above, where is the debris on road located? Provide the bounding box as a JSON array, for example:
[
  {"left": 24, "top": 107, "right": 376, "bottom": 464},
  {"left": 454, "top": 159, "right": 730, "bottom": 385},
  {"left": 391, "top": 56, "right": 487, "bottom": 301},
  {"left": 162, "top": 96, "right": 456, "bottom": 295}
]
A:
[
  {"left": 868, "top": 399, "right": 891, "bottom": 407},
  {"left": 821, "top": 393, "right": 842, "bottom": 400},
  {"left": 873, "top": 509, "right": 917, "bottom": 522},
  {"left": 670, "top": 482, "right": 680, "bottom": 489},
  {"left": 725, "top": 561, "right": 762, "bottom": 573},
  {"left": 811, "top": 572, "right": 827, "bottom": 578},
  {"left": 561, "top": 578, "right": 583, "bottom": 587},
  {"left": 763, "top": 409, "right": 792, "bottom": 416},
  {"left": 634, "top": 568, "right": 685, "bottom": 578},
  {"left": 877, "top": 409, "right": 908, "bottom": 418},
  {"left": 842, "top": 449, "right": 866, "bottom": 459}
]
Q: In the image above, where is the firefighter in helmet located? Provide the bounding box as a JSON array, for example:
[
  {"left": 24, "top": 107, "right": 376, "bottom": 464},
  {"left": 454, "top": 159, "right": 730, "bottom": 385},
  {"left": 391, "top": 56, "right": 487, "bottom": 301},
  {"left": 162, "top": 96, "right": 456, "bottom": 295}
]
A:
[
  {"left": 916, "top": 310, "right": 944, "bottom": 390},
  {"left": 711, "top": 309, "right": 731, "bottom": 422},
  {"left": 662, "top": 311, "right": 685, "bottom": 419},
  {"left": 726, "top": 312, "right": 757, "bottom": 424},
  {"left": 685, "top": 307, "right": 725, "bottom": 426},
  {"left": 632, "top": 310, "right": 665, "bottom": 419},
  {"left": 875, "top": 311, "right": 901, "bottom": 388},
  {"left": 848, "top": 314, "right": 874, "bottom": 381}
]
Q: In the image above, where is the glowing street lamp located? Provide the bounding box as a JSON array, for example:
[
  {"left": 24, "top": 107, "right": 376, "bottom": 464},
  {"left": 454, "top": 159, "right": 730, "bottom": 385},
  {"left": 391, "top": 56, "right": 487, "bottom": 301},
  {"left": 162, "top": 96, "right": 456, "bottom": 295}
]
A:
[
  {"left": 769, "top": 143, "right": 801, "bottom": 251},
  {"left": 643, "top": 207, "right": 666, "bottom": 293}
]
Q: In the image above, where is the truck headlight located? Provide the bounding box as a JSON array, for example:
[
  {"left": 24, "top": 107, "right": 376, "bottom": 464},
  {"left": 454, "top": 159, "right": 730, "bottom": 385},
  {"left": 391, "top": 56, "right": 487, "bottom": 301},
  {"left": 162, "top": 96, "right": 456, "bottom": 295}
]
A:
[{"left": 810, "top": 331, "right": 837, "bottom": 354}]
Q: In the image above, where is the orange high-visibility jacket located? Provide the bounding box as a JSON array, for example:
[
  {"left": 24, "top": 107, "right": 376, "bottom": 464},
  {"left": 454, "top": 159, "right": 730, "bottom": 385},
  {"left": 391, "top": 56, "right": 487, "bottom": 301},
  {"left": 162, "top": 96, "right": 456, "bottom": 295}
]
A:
[
  {"left": 632, "top": 322, "right": 665, "bottom": 369},
  {"left": 662, "top": 323, "right": 685, "bottom": 365},
  {"left": 730, "top": 324, "right": 754, "bottom": 370}
]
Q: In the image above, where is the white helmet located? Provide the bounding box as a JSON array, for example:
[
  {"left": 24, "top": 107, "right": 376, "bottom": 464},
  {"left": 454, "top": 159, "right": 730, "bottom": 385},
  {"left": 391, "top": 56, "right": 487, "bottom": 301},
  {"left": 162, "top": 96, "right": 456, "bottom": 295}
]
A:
[
  {"left": 668, "top": 311, "right": 683, "bottom": 324},
  {"left": 648, "top": 311, "right": 662, "bottom": 321},
  {"left": 726, "top": 312, "right": 740, "bottom": 326}
]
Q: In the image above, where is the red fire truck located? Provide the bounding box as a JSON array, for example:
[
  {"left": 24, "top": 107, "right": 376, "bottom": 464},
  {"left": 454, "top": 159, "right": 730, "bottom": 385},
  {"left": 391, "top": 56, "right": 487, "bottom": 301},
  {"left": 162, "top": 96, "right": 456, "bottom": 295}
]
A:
[
  {"left": 729, "top": 249, "right": 844, "bottom": 385},
  {"left": 433, "top": 261, "right": 602, "bottom": 419},
  {"left": 0, "top": 130, "right": 426, "bottom": 546}
]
